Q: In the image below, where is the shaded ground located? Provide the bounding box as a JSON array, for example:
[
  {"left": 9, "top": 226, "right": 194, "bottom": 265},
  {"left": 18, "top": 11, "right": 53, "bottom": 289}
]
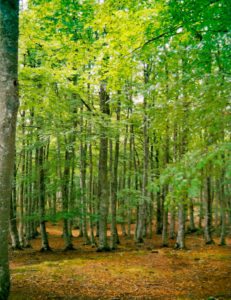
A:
[{"left": 9, "top": 224, "right": 231, "bottom": 300}]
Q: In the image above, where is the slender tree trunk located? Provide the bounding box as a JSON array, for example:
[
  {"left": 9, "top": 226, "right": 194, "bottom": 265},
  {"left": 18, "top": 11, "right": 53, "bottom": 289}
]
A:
[
  {"left": 0, "top": 2, "right": 19, "bottom": 298},
  {"left": 169, "top": 208, "right": 175, "bottom": 239},
  {"left": 127, "top": 122, "right": 134, "bottom": 238},
  {"left": 111, "top": 100, "right": 120, "bottom": 249},
  {"left": 175, "top": 57, "right": 189, "bottom": 249},
  {"left": 10, "top": 197, "right": 21, "bottom": 250},
  {"left": 161, "top": 58, "right": 170, "bottom": 247},
  {"left": 37, "top": 144, "right": 51, "bottom": 251},
  {"left": 219, "top": 180, "right": 226, "bottom": 245},
  {"left": 97, "top": 83, "right": 110, "bottom": 251},
  {"left": 27, "top": 137, "right": 33, "bottom": 240},
  {"left": 133, "top": 136, "right": 142, "bottom": 238},
  {"left": 170, "top": 124, "right": 177, "bottom": 239},
  {"left": 219, "top": 155, "right": 226, "bottom": 245},
  {"left": 79, "top": 107, "right": 90, "bottom": 244},
  {"left": 10, "top": 165, "right": 21, "bottom": 249},
  {"left": 162, "top": 187, "right": 168, "bottom": 247},
  {"left": 120, "top": 124, "right": 128, "bottom": 237},
  {"left": 204, "top": 174, "right": 214, "bottom": 244},
  {"left": 175, "top": 201, "right": 186, "bottom": 249},
  {"left": 68, "top": 152, "right": 75, "bottom": 237},
  {"left": 28, "top": 109, "right": 39, "bottom": 239},
  {"left": 24, "top": 139, "right": 31, "bottom": 247},
  {"left": 199, "top": 184, "right": 204, "bottom": 228},
  {"left": 214, "top": 180, "right": 220, "bottom": 228},
  {"left": 188, "top": 198, "right": 196, "bottom": 232},
  {"left": 149, "top": 144, "right": 155, "bottom": 239},
  {"left": 62, "top": 146, "right": 74, "bottom": 250},
  {"left": 155, "top": 147, "right": 162, "bottom": 234},
  {"left": 136, "top": 64, "right": 150, "bottom": 243},
  {"left": 79, "top": 104, "right": 90, "bottom": 244},
  {"left": 89, "top": 142, "right": 96, "bottom": 246},
  {"left": 18, "top": 111, "right": 26, "bottom": 247},
  {"left": 80, "top": 139, "right": 90, "bottom": 245}
]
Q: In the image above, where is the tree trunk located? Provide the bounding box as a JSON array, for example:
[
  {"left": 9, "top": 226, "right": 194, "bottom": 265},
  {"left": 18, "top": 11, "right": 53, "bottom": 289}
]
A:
[
  {"left": 136, "top": 64, "right": 150, "bottom": 243},
  {"left": 10, "top": 165, "right": 21, "bottom": 250},
  {"left": 199, "top": 185, "right": 204, "bottom": 228},
  {"left": 174, "top": 57, "right": 189, "bottom": 249},
  {"left": 127, "top": 122, "right": 134, "bottom": 239},
  {"left": 97, "top": 83, "right": 110, "bottom": 252},
  {"left": 89, "top": 142, "right": 97, "bottom": 246},
  {"left": 27, "top": 135, "right": 34, "bottom": 241},
  {"left": 175, "top": 202, "right": 186, "bottom": 249},
  {"left": 204, "top": 175, "right": 214, "bottom": 244},
  {"left": 62, "top": 146, "right": 74, "bottom": 250},
  {"left": 162, "top": 187, "right": 168, "bottom": 247},
  {"left": 79, "top": 104, "right": 90, "bottom": 244},
  {"left": 169, "top": 208, "right": 175, "bottom": 239},
  {"left": 155, "top": 147, "right": 162, "bottom": 234},
  {"left": 24, "top": 138, "right": 31, "bottom": 247},
  {"left": 219, "top": 155, "right": 226, "bottom": 245},
  {"left": 188, "top": 198, "right": 196, "bottom": 232},
  {"left": 161, "top": 59, "right": 170, "bottom": 247},
  {"left": 37, "top": 144, "right": 51, "bottom": 251},
  {"left": 162, "top": 207, "right": 168, "bottom": 246},
  {"left": 120, "top": 124, "right": 128, "bottom": 237},
  {"left": 219, "top": 183, "right": 226, "bottom": 245},
  {"left": 18, "top": 111, "right": 26, "bottom": 247},
  {"left": 111, "top": 100, "right": 120, "bottom": 249},
  {"left": 0, "top": 1, "right": 19, "bottom": 297},
  {"left": 80, "top": 138, "right": 90, "bottom": 245}
]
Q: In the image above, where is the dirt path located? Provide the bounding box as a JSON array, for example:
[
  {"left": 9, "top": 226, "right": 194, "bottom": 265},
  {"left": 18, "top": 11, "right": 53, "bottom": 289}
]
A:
[{"left": 9, "top": 224, "right": 231, "bottom": 300}]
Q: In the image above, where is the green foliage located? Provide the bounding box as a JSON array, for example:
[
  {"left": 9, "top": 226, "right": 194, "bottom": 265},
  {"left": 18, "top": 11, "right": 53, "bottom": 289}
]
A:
[{"left": 16, "top": 0, "right": 230, "bottom": 231}]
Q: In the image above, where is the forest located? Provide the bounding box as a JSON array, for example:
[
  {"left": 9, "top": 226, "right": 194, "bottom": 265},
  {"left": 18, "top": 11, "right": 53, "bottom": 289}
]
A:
[{"left": 0, "top": 0, "right": 230, "bottom": 299}]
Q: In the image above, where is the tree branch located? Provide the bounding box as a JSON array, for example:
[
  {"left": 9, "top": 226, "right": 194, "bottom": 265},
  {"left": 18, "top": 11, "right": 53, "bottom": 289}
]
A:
[{"left": 126, "top": 25, "right": 182, "bottom": 56}]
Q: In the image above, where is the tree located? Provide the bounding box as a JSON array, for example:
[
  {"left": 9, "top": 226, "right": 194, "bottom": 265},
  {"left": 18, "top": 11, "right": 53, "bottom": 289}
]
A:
[
  {"left": 97, "top": 83, "right": 110, "bottom": 252},
  {"left": 0, "top": 1, "right": 19, "bottom": 298}
]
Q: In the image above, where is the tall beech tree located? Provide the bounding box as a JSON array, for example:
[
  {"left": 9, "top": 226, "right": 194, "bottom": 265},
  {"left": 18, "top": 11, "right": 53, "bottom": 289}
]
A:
[
  {"left": 0, "top": 1, "right": 19, "bottom": 298},
  {"left": 97, "top": 83, "right": 110, "bottom": 251}
]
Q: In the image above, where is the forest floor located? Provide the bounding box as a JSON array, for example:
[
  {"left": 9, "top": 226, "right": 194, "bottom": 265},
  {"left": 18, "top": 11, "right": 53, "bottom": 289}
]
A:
[{"left": 9, "top": 223, "right": 231, "bottom": 300}]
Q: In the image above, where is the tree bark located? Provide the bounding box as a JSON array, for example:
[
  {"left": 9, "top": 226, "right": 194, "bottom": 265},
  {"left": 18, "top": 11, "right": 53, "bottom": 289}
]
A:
[
  {"left": 120, "top": 123, "right": 128, "bottom": 237},
  {"left": 111, "top": 100, "right": 120, "bottom": 249},
  {"left": 62, "top": 145, "right": 74, "bottom": 250},
  {"left": 174, "top": 57, "right": 189, "bottom": 249},
  {"left": 199, "top": 184, "right": 204, "bottom": 228},
  {"left": 37, "top": 144, "right": 51, "bottom": 251},
  {"left": 162, "top": 187, "right": 169, "bottom": 247},
  {"left": 136, "top": 64, "right": 150, "bottom": 243},
  {"left": 80, "top": 138, "right": 90, "bottom": 245},
  {"left": 80, "top": 106, "right": 90, "bottom": 245},
  {"left": 18, "top": 111, "right": 26, "bottom": 247},
  {"left": 204, "top": 174, "right": 214, "bottom": 244},
  {"left": 175, "top": 201, "right": 186, "bottom": 249},
  {"left": 127, "top": 122, "right": 134, "bottom": 238},
  {"left": 188, "top": 198, "right": 196, "bottom": 232},
  {"left": 169, "top": 208, "right": 175, "bottom": 239},
  {"left": 97, "top": 83, "right": 110, "bottom": 251},
  {"left": 10, "top": 165, "right": 21, "bottom": 249},
  {"left": 161, "top": 56, "right": 169, "bottom": 247},
  {"left": 219, "top": 155, "right": 226, "bottom": 245},
  {"left": 0, "top": 1, "right": 19, "bottom": 298},
  {"left": 89, "top": 141, "right": 97, "bottom": 246},
  {"left": 155, "top": 147, "right": 162, "bottom": 234}
]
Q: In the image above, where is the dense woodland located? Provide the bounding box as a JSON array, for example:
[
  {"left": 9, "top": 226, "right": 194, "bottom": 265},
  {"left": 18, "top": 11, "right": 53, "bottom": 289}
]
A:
[
  {"left": 0, "top": 0, "right": 231, "bottom": 299},
  {"left": 13, "top": 0, "right": 230, "bottom": 250}
]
